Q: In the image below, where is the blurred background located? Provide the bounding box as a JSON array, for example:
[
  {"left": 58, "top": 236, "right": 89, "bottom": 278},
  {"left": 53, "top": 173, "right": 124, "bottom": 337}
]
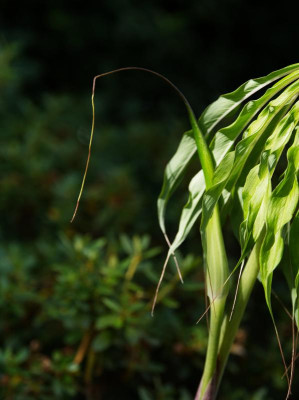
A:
[{"left": 0, "top": 1, "right": 298, "bottom": 399}]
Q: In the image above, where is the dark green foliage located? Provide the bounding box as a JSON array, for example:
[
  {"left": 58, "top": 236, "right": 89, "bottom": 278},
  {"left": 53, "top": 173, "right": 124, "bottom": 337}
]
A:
[{"left": 0, "top": 232, "right": 205, "bottom": 399}]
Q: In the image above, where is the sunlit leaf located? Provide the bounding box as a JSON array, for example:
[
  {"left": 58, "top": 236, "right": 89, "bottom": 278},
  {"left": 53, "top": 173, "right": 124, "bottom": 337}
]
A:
[
  {"left": 283, "top": 210, "right": 299, "bottom": 328},
  {"left": 157, "top": 130, "right": 196, "bottom": 234},
  {"left": 199, "top": 64, "right": 299, "bottom": 139},
  {"left": 201, "top": 82, "right": 299, "bottom": 240},
  {"left": 240, "top": 102, "right": 299, "bottom": 250},
  {"left": 260, "top": 131, "right": 299, "bottom": 312},
  {"left": 158, "top": 65, "right": 299, "bottom": 243},
  {"left": 290, "top": 211, "right": 299, "bottom": 327}
]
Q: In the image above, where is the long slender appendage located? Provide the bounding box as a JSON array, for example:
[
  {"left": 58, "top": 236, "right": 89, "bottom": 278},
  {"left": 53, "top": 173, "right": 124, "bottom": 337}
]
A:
[
  {"left": 70, "top": 67, "right": 199, "bottom": 312},
  {"left": 163, "top": 233, "right": 184, "bottom": 283},
  {"left": 71, "top": 67, "right": 198, "bottom": 223},
  {"left": 70, "top": 91, "right": 96, "bottom": 223}
]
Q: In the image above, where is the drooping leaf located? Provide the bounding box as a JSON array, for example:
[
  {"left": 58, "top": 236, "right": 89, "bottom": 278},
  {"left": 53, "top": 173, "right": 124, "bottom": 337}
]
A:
[
  {"left": 201, "top": 82, "right": 299, "bottom": 236},
  {"left": 158, "top": 65, "right": 299, "bottom": 241},
  {"left": 209, "top": 69, "right": 299, "bottom": 165},
  {"left": 226, "top": 81, "right": 298, "bottom": 192},
  {"left": 290, "top": 211, "right": 299, "bottom": 325},
  {"left": 283, "top": 210, "right": 299, "bottom": 328},
  {"left": 168, "top": 170, "right": 205, "bottom": 253},
  {"left": 264, "top": 102, "right": 299, "bottom": 153},
  {"left": 157, "top": 130, "right": 196, "bottom": 234},
  {"left": 199, "top": 64, "right": 299, "bottom": 139},
  {"left": 260, "top": 131, "right": 299, "bottom": 313},
  {"left": 240, "top": 102, "right": 299, "bottom": 250},
  {"left": 201, "top": 152, "right": 235, "bottom": 231},
  {"left": 153, "top": 86, "right": 217, "bottom": 312},
  {"left": 239, "top": 160, "right": 271, "bottom": 252}
]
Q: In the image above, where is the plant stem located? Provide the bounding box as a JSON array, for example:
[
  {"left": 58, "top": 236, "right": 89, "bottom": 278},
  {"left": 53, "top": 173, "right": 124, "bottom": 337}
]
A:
[
  {"left": 216, "top": 236, "right": 263, "bottom": 395},
  {"left": 188, "top": 93, "right": 229, "bottom": 400},
  {"left": 196, "top": 234, "right": 263, "bottom": 400},
  {"left": 196, "top": 207, "right": 229, "bottom": 400},
  {"left": 196, "top": 297, "right": 225, "bottom": 400}
]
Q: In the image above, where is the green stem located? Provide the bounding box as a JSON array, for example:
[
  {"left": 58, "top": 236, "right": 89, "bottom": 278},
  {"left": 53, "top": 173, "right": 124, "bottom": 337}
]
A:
[
  {"left": 196, "top": 234, "right": 264, "bottom": 400},
  {"left": 216, "top": 236, "right": 263, "bottom": 395},
  {"left": 196, "top": 207, "right": 229, "bottom": 400},
  {"left": 196, "top": 297, "right": 226, "bottom": 400},
  {"left": 188, "top": 92, "right": 229, "bottom": 400}
]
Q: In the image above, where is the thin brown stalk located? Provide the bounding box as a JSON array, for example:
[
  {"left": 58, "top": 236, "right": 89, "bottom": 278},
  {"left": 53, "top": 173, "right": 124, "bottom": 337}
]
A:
[
  {"left": 151, "top": 251, "right": 171, "bottom": 316},
  {"left": 163, "top": 232, "right": 184, "bottom": 283},
  {"left": 71, "top": 67, "right": 196, "bottom": 222},
  {"left": 229, "top": 259, "right": 245, "bottom": 321},
  {"left": 74, "top": 327, "right": 94, "bottom": 365}
]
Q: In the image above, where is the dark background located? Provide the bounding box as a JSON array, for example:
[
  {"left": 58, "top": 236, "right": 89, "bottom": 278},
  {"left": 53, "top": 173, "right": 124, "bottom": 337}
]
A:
[{"left": 0, "top": 1, "right": 298, "bottom": 399}]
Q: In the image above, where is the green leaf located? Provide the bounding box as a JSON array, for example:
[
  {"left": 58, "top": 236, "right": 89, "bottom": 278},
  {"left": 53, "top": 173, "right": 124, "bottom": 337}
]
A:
[
  {"left": 199, "top": 64, "right": 299, "bottom": 139},
  {"left": 168, "top": 170, "right": 205, "bottom": 253},
  {"left": 102, "top": 298, "right": 122, "bottom": 312},
  {"left": 209, "top": 69, "right": 299, "bottom": 165},
  {"left": 201, "top": 82, "right": 299, "bottom": 237},
  {"left": 264, "top": 102, "right": 299, "bottom": 153},
  {"left": 96, "top": 314, "right": 123, "bottom": 329},
  {"left": 92, "top": 331, "right": 112, "bottom": 351},
  {"left": 240, "top": 102, "right": 299, "bottom": 249},
  {"left": 201, "top": 152, "right": 235, "bottom": 231},
  {"left": 226, "top": 80, "right": 298, "bottom": 192},
  {"left": 239, "top": 162, "right": 271, "bottom": 252},
  {"left": 294, "top": 274, "right": 299, "bottom": 328},
  {"left": 157, "top": 130, "right": 196, "bottom": 234},
  {"left": 283, "top": 210, "right": 299, "bottom": 328},
  {"left": 158, "top": 65, "right": 299, "bottom": 241},
  {"left": 289, "top": 210, "right": 299, "bottom": 280},
  {"left": 260, "top": 131, "right": 299, "bottom": 312}
]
